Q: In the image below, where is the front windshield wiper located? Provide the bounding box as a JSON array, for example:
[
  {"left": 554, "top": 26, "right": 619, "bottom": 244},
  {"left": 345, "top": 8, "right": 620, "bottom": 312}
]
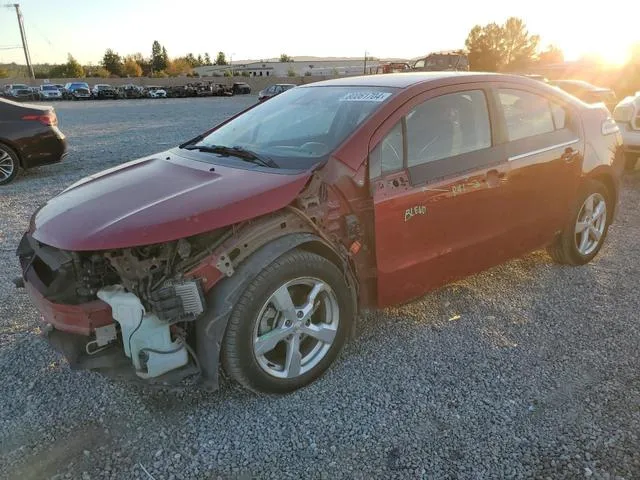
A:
[{"left": 184, "top": 144, "right": 279, "bottom": 168}]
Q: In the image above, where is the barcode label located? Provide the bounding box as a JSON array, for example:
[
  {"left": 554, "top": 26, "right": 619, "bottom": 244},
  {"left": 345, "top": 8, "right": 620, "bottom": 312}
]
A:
[{"left": 340, "top": 91, "right": 392, "bottom": 102}]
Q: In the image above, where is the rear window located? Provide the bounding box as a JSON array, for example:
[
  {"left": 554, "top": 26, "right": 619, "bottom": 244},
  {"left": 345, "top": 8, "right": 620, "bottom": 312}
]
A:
[{"left": 499, "top": 89, "right": 555, "bottom": 141}]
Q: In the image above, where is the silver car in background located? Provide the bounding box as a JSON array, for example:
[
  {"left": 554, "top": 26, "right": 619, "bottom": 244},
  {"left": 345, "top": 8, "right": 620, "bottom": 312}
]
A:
[
  {"left": 613, "top": 92, "right": 640, "bottom": 170},
  {"left": 39, "top": 84, "right": 63, "bottom": 100}
]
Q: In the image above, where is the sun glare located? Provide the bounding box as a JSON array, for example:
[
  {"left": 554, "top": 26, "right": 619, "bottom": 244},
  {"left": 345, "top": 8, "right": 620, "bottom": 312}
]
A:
[{"left": 595, "top": 46, "right": 630, "bottom": 66}]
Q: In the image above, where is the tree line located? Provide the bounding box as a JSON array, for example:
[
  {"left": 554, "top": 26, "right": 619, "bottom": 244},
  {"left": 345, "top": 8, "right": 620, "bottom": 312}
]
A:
[{"left": 0, "top": 41, "right": 231, "bottom": 79}]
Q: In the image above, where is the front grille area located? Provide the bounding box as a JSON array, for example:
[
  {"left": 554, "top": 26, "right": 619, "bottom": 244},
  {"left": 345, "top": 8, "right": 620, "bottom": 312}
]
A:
[{"left": 17, "top": 233, "right": 119, "bottom": 305}]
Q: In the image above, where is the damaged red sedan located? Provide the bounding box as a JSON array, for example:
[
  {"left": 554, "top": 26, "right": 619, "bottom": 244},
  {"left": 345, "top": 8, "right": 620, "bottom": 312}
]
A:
[{"left": 17, "top": 73, "right": 624, "bottom": 393}]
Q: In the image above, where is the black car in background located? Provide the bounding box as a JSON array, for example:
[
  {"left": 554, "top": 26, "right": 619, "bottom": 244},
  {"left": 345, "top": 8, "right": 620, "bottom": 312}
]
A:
[
  {"left": 91, "top": 84, "right": 118, "bottom": 99},
  {"left": 0, "top": 98, "right": 67, "bottom": 185},
  {"left": 7, "top": 88, "right": 38, "bottom": 102},
  {"left": 232, "top": 82, "right": 251, "bottom": 94},
  {"left": 63, "top": 82, "right": 91, "bottom": 100},
  {"left": 258, "top": 83, "right": 296, "bottom": 101},
  {"left": 549, "top": 80, "right": 618, "bottom": 112}
]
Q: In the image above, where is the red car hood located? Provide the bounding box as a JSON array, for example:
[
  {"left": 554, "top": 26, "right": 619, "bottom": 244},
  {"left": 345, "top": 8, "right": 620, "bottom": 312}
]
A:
[{"left": 31, "top": 149, "right": 311, "bottom": 251}]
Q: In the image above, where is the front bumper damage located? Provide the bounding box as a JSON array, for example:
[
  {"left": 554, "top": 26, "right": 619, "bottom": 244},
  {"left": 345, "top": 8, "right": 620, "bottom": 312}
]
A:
[{"left": 18, "top": 232, "right": 207, "bottom": 388}]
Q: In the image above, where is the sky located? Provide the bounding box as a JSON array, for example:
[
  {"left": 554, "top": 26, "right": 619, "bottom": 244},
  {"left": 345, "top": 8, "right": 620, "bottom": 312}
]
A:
[{"left": 0, "top": 0, "right": 637, "bottom": 66}]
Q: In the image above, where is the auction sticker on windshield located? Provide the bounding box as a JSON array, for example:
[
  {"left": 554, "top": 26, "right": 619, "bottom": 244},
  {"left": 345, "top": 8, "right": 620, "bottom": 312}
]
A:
[{"left": 340, "top": 91, "right": 392, "bottom": 102}]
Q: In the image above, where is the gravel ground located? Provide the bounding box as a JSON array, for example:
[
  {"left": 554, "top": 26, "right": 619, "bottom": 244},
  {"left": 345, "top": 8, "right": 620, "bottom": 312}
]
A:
[{"left": 1, "top": 97, "right": 640, "bottom": 480}]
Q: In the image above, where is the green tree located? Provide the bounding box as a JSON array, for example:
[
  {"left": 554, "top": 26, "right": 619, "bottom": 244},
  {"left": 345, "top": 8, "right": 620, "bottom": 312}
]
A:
[
  {"left": 465, "top": 17, "right": 540, "bottom": 72},
  {"left": 122, "top": 58, "right": 143, "bottom": 77},
  {"left": 204, "top": 52, "right": 211, "bottom": 65},
  {"left": 161, "top": 46, "right": 169, "bottom": 68},
  {"left": 91, "top": 67, "right": 111, "bottom": 78},
  {"left": 151, "top": 41, "right": 167, "bottom": 72},
  {"left": 215, "top": 51, "right": 227, "bottom": 65},
  {"left": 48, "top": 64, "right": 67, "bottom": 77},
  {"left": 502, "top": 17, "right": 539, "bottom": 71},
  {"left": 465, "top": 22, "right": 506, "bottom": 72},
  {"left": 166, "top": 58, "right": 192, "bottom": 76},
  {"left": 66, "top": 54, "right": 85, "bottom": 77},
  {"left": 0, "top": 68, "right": 8, "bottom": 78},
  {"left": 538, "top": 45, "right": 564, "bottom": 65},
  {"left": 129, "top": 53, "right": 152, "bottom": 76},
  {"left": 280, "top": 53, "right": 293, "bottom": 62},
  {"left": 184, "top": 53, "right": 199, "bottom": 67},
  {"left": 102, "top": 49, "right": 123, "bottom": 76}
]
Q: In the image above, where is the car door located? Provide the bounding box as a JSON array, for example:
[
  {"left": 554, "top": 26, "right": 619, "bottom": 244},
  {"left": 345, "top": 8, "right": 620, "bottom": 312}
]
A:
[
  {"left": 492, "top": 84, "right": 583, "bottom": 252},
  {"left": 370, "top": 84, "right": 512, "bottom": 308}
]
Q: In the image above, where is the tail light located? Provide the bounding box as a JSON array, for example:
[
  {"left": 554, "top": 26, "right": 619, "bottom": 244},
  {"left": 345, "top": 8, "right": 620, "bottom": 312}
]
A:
[{"left": 22, "top": 111, "right": 58, "bottom": 127}]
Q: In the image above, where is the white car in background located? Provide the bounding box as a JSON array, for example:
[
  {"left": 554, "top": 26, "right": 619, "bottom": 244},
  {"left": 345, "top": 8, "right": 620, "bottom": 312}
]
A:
[
  {"left": 613, "top": 91, "right": 640, "bottom": 170},
  {"left": 39, "top": 84, "right": 62, "bottom": 100},
  {"left": 146, "top": 86, "right": 167, "bottom": 98}
]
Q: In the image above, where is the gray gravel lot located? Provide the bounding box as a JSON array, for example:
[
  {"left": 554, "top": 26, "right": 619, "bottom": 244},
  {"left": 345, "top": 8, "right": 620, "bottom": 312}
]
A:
[{"left": 1, "top": 97, "right": 640, "bottom": 480}]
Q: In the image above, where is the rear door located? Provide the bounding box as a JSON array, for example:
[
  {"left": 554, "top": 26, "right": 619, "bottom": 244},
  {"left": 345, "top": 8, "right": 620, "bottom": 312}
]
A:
[
  {"left": 370, "top": 83, "right": 513, "bottom": 307},
  {"left": 492, "top": 84, "right": 584, "bottom": 251}
]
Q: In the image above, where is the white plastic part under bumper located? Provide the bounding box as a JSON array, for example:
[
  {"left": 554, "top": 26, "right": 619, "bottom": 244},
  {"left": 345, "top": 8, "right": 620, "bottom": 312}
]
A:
[{"left": 97, "top": 285, "right": 188, "bottom": 379}]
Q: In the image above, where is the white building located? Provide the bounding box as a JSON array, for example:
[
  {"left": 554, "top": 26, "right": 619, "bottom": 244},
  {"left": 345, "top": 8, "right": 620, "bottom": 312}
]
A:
[{"left": 194, "top": 59, "right": 382, "bottom": 78}]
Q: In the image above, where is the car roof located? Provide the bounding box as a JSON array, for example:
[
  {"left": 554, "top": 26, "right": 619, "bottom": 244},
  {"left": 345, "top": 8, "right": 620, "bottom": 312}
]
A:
[
  {"left": 550, "top": 79, "right": 611, "bottom": 92},
  {"left": 301, "top": 71, "right": 506, "bottom": 89}
]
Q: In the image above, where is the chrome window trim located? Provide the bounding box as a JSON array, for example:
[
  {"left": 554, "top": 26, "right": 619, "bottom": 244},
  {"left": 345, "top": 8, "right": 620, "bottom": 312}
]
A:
[{"left": 508, "top": 138, "right": 579, "bottom": 162}]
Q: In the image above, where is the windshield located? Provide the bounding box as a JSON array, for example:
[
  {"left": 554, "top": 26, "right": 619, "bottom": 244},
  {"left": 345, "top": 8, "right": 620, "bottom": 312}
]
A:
[
  {"left": 42, "top": 85, "right": 58, "bottom": 91},
  {"left": 190, "top": 85, "right": 396, "bottom": 169}
]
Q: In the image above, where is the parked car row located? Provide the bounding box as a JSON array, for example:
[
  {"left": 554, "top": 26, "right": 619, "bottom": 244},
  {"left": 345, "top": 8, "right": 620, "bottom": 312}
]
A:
[{"left": 0, "top": 81, "right": 253, "bottom": 102}]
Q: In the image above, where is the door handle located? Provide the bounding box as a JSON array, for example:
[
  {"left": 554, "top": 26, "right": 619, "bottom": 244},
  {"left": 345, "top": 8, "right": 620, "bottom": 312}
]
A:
[{"left": 561, "top": 147, "right": 579, "bottom": 162}]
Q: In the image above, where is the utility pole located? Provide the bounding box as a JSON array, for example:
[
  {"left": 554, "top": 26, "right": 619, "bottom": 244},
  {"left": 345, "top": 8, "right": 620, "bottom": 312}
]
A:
[
  {"left": 4, "top": 3, "right": 35, "bottom": 79},
  {"left": 363, "top": 50, "right": 368, "bottom": 75}
]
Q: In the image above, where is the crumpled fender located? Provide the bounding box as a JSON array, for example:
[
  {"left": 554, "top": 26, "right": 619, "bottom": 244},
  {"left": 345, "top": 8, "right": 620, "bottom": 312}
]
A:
[{"left": 194, "top": 232, "right": 356, "bottom": 391}]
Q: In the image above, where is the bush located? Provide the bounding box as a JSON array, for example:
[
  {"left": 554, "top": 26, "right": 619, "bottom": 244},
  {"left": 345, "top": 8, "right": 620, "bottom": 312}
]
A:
[
  {"left": 223, "top": 70, "right": 233, "bottom": 77},
  {"left": 90, "top": 67, "right": 111, "bottom": 78},
  {"left": 287, "top": 68, "right": 296, "bottom": 77},
  {"left": 304, "top": 71, "right": 312, "bottom": 76},
  {"left": 241, "top": 71, "right": 250, "bottom": 77},
  {"left": 151, "top": 70, "right": 168, "bottom": 78}
]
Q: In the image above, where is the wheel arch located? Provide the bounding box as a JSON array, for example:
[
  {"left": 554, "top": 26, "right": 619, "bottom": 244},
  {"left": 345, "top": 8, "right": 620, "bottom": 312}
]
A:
[
  {"left": 194, "top": 232, "right": 357, "bottom": 391},
  {"left": 585, "top": 169, "right": 618, "bottom": 222},
  {"left": 0, "top": 138, "right": 23, "bottom": 168}
]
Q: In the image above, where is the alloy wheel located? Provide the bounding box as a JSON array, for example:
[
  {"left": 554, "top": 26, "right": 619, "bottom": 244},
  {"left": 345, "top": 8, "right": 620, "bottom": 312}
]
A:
[
  {"left": 253, "top": 277, "right": 340, "bottom": 379},
  {"left": 574, "top": 193, "right": 607, "bottom": 256}
]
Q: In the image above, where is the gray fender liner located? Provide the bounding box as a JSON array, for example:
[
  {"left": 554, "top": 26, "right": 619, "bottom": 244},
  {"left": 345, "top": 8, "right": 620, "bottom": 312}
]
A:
[{"left": 195, "top": 232, "right": 355, "bottom": 391}]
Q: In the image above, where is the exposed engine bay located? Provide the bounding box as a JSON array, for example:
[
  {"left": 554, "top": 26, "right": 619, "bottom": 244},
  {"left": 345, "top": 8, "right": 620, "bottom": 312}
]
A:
[{"left": 16, "top": 229, "right": 230, "bottom": 382}]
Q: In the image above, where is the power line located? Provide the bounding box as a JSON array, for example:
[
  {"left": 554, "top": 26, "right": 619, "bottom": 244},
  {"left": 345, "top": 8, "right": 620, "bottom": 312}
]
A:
[{"left": 2, "top": 3, "right": 35, "bottom": 79}]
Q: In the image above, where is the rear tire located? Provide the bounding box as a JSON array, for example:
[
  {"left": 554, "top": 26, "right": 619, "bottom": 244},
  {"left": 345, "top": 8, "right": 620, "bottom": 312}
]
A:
[
  {"left": 546, "top": 180, "right": 611, "bottom": 265},
  {"left": 0, "top": 143, "right": 19, "bottom": 185},
  {"left": 221, "top": 249, "right": 353, "bottom": 394}
]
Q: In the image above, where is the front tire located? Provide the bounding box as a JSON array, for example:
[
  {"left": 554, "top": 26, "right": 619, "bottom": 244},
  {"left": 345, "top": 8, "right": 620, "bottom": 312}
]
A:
[
  {"left": 547, "top": 180, "right": 611, "bottom": 265},
  {"left": 221, "top": 249, "right": 353, "bottom": 394},
  {"left": 0, "top": 143, "right": 19, "bottom": 185}
]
